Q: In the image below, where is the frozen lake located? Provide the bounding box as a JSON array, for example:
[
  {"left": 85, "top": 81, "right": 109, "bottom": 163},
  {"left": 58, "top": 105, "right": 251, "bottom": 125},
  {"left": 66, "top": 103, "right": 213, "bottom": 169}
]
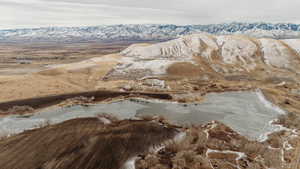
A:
[{"left": 0, "top": 90, "right": 285, "bottom": 140}]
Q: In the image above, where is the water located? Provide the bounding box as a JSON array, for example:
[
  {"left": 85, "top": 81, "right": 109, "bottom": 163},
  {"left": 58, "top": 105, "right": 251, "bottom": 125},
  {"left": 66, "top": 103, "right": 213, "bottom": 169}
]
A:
[{"left": 0, "top": 91, "right": 285, "bottom": 140}]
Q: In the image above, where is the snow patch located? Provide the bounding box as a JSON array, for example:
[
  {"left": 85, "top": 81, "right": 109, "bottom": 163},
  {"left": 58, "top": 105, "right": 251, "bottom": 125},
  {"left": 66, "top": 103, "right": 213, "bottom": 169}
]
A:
[
  {"left": 98, "top": 117, "right": 111, "bottom": 124},
  {"left": 206, "top": 148, "right": 246, "bottom": 169},
  {"left": 206, "top": 149, "right": 246, "bottom": 160},
  {"left": 121, "top": 34, "right": 214, "bottom": 60},
  {"left": 216, "top": 36, "right": 258, "bottom": 71},
  {"left": 259, "top": 38, "right": 291, "bottom": 69},
  {"left": 122, "top": 157, "right": 138, "bottom": 169},
  {"left": 281, "top": 39, "right": 300, "bottom": 55},
  {"left": 203, "top": 121, "right": 218, "bottom": 139},
  {"left": 283, "top": 141, "right": 294, "bottom": 151},
  {"left": 173, "top": 132, "right": 186, "bottom": 143},
  {"left": 256, "top": 89, "right": 285, "bottom": 115},
  {"left": 258, "top": 120, "right": 291, "bottom": 142},
  {"left": 255, "top": 89, "right": 289, "bottom": 142}
]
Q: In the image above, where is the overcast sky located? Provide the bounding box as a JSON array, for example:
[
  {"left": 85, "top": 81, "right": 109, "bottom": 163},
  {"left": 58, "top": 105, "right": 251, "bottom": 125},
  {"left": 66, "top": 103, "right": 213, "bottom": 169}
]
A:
[{"left": 1, "top": 0, "right": 300, "bottom": 29}]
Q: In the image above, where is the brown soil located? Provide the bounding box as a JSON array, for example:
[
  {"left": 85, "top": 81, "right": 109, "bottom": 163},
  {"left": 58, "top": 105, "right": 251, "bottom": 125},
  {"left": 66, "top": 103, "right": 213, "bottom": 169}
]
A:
[
  {"left": 0, "top": 118, "right": 179, "bottom": 169},
  {"left": 166, "top": 62, "right": 203, "bottom": 77}
]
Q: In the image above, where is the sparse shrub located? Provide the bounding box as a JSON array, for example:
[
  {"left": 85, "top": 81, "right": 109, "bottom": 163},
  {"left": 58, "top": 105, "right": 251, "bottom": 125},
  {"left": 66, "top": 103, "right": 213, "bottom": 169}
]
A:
[
  {"left": 7, "top": 106, "right": 34, "bottom": 115},
  {"left": 263, "top": 149, "right": 282, "bottom": 168},
  {"left": 136, "top": 154, "right": 160, "bottom": 169},
  {"left": 181, "top": 150, "right": 196, "bottom": 163},
  {"left": 242, "top": 141, "right": 266, "bottom": 157},
  {"left": 277, "top": 112, "right": 300, "bottom": 129},
  {"left": 165, "top": 142, "right": 181, "bottom": 154}
]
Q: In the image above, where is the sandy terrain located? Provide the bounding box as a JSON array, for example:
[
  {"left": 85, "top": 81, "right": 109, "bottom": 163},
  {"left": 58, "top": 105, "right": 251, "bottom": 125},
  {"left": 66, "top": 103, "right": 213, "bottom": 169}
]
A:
[
  {"left": 1, "top": 34, "right": 300, "bottom": 103},
  {"left": 0, "top": 54, "right": 122, "bottom": 102}
]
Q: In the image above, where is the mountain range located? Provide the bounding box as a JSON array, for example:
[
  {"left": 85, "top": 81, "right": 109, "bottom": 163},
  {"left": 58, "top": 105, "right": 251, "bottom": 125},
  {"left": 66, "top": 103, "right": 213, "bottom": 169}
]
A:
[{"left": 1, "top": 23, "right": 300, "bottom": 43}]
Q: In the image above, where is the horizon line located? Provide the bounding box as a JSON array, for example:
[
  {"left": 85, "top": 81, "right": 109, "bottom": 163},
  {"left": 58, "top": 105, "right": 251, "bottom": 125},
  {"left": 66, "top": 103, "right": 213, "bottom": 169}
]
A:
[{"left": 1, "top": 22, "right": 300, "bottom": 31}]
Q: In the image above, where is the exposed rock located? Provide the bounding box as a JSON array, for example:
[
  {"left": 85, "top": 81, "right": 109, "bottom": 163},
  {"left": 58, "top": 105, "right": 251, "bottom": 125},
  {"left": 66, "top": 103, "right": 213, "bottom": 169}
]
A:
[
  {"left": 59, "top": 96, "right": 95, "bottom": 107},
  {"left": 122, "top": 84, "right": 133, "bottom": 91},
  {"left": 143, "top": 79, "right": 166, "bottom": 88}
]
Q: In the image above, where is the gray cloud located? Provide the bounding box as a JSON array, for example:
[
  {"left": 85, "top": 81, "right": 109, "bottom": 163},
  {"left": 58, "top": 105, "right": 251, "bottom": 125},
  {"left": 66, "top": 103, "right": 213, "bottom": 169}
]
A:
[{"left": 0, "top": 0, "right": 300, "bottom": 29}]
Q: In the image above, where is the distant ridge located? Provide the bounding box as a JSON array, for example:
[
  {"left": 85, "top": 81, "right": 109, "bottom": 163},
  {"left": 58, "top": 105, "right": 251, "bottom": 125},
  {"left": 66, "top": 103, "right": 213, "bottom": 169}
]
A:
[{"left": 1, "top": 23, "right": 300, "bottom": 42}]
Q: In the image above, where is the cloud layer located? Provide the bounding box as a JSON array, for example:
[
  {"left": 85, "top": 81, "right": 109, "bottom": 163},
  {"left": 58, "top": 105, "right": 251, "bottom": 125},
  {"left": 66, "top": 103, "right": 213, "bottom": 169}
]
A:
[{"left": 1, "top": 0, "right": 300, "bottom": 29}]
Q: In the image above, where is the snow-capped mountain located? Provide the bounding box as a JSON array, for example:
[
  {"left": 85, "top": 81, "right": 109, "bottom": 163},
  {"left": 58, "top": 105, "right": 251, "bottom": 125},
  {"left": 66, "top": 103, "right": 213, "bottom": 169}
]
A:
[{"left": 1, "top": 23, "right": 300, "bottom": 42}]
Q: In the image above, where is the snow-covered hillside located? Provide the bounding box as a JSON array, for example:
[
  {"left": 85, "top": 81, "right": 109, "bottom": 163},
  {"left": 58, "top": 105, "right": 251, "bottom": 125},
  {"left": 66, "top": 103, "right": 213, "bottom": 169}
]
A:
[
  {"left": 1, "top": 23, "right": 300, "bottom": 42},
  {"left": 112, "top": 33, "right": 300, "bottom": 78}
]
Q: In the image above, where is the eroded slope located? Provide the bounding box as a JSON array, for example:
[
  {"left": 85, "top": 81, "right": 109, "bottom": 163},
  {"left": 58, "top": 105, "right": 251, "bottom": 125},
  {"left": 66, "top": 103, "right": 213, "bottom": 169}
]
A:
[{"left": 109, "top": 34, "right": 300, "bottom": 80}]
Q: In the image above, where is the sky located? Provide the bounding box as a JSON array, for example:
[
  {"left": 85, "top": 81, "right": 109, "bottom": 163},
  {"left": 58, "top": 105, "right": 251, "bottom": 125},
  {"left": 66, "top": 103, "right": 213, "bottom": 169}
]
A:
[{"left": 1, "top": 0, "right": 300, "bottom": 29}]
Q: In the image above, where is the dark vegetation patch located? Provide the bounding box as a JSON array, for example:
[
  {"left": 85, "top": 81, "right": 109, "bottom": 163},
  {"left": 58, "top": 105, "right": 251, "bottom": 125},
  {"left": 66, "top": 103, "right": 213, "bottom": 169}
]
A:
[
  {"left": 277, "top": 112, "right": 300, "bottom": 129},
  {"left": 0, "top": 117, "right": 179, "bottom": 169},
  {"left": 0, "top": 106, "right": 34, "bottom": 116},
  {"left": 0, "top": 90, "right": 172, "bottom": 111},
  {"left": 224, "top": 75, "right": 256, "bottom": 81}
]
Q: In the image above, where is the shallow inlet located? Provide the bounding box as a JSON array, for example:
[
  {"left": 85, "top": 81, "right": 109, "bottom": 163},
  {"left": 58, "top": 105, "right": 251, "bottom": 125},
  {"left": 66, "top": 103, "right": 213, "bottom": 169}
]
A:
[{"left": 0, "top": 90, "right": 285, "bottom": 140}]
